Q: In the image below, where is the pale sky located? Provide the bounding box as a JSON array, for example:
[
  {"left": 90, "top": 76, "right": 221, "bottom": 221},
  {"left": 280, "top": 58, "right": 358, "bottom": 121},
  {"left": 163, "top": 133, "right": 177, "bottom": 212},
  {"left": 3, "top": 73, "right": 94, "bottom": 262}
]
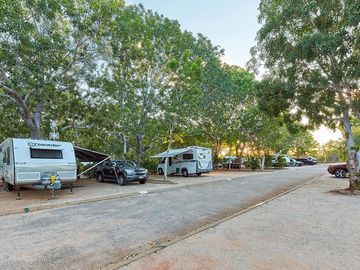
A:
[
  {"left": 127, "top": 0, "right": 260, "bottom": 67},
  {"left": 126, "top": 0, "right": 343, "bottom": 145}
]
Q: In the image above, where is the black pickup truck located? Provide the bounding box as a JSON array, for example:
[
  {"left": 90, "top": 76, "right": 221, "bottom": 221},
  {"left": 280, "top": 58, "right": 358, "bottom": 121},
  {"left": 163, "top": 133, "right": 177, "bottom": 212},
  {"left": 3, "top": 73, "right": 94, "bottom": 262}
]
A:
[{"left": 96, "top": 160, "right": 148, "bottom": 185}]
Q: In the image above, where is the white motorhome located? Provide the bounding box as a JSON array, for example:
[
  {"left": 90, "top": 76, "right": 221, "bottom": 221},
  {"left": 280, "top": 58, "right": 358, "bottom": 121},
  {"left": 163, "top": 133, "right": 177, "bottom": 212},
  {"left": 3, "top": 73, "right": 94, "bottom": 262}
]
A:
[
  {"left": 0, "top": 138, "right": 77, "bottom": 191},
  {"left": 153, "top": 146, "right": 212, "bottom": 176}
]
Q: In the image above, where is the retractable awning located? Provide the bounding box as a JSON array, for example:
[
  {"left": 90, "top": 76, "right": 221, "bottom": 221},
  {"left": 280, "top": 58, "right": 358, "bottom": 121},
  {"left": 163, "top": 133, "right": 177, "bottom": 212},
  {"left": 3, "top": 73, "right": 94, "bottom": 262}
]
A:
[
  {"left": 74, "top": 146, "right": 110, "bottom": 162},
  {"left": 151, "top": 147, "right": 191, "bottom": 158},
  {"left": 74, "top": 146, "right": 110, "bottom": 177}
]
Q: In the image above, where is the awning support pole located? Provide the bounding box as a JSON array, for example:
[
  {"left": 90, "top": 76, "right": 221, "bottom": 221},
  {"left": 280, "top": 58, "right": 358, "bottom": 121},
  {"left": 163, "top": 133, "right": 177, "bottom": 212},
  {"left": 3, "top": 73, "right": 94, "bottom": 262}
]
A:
[{"left": 77, "top": 157, "right": 110, "bottom": 178}]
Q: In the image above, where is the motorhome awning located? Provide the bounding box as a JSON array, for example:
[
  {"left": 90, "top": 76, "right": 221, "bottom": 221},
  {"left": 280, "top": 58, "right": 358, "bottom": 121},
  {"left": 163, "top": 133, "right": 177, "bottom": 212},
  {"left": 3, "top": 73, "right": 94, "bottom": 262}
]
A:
[
  {"left": 151, "top": 148, "right": 191, "bottom": 158},
  {"left": 74, "top": 146, "right": 110, "bottom": 162}
]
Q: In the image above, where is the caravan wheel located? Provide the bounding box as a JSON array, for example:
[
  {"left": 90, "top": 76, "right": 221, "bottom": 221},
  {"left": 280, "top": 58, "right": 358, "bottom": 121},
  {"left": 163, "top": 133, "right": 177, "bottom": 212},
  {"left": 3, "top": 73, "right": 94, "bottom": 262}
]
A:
[
  {"left": 3, "top": 181, "right": 14, "bottom": 192},
  {"left": 181, "top": 169, "right": 189, "bottom": 177}
]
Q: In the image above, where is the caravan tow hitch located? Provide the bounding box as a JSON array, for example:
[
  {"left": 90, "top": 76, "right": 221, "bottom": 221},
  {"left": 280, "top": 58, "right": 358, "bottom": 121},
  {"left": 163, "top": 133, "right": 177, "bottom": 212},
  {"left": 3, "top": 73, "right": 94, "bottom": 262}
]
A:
[{"left": 41, "top": 174, "right": 62, "bottom": 199}]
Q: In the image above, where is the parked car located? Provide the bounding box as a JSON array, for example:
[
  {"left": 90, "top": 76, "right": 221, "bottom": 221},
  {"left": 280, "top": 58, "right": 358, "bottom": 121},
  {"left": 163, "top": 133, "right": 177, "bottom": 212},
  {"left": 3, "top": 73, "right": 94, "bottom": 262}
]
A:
[
  {"left": 289, "top": 158, "right": 303, "bottom": 167},
  {"left": 272, "top": 155, "right": 291, "bottom": 167},
  {"left": 96, "top": 160, "right": 148, "bottom": 185},
  {"left": 295, "top": 157, "right": 317, "bottom": 165},
  {"left": 327, "top": 163, "right": 349, "bottom": 178}
]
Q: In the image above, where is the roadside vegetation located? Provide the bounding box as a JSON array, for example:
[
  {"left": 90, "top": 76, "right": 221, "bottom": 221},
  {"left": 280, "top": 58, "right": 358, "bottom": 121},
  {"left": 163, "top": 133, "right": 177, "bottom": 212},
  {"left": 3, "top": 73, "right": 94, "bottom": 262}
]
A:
[{"left": 0, "top": 1, "right": 359, "bottom": 189}]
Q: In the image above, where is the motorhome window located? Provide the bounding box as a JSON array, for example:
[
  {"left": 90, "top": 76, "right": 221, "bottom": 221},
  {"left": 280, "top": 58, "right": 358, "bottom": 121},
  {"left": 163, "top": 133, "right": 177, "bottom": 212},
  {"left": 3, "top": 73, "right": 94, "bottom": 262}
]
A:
[
  {"left": 6, "top": 148, "right": 10, "bottom": 165},
  {"left": 30, "top": 148, "right": 63, "bottom": 159},
  {"left": 2, "top": 150, "right": 6, "bottom": 164},
  {"left": 183, "top": 154, "right": 193, "bottom": 160}
]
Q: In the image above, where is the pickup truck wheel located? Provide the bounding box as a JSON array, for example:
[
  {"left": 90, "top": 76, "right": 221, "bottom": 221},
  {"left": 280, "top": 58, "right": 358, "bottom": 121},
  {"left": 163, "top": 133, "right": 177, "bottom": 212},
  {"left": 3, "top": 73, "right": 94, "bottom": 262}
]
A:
[
  {"left": 158, "top": 168, "right": 164, "bottom": 175},
  {"left": 139, "top": 178, "right": 147, "bottom": 184},
  {"left": 181, "top": 169, "right": 189, "bottom": 177},
  {"left": 117, "top": 175, "right": 127, "bottom": 186},
  {"left": 96, "top": 173, "right": 104, "bottom": 182},
  {"left": 335, "top": 169, "right": 347, "bottom": 178}
]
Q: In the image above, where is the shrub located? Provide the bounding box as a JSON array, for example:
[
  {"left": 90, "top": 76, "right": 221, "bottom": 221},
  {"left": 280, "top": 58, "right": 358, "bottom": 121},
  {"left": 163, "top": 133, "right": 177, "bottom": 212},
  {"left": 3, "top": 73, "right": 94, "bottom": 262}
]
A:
[
  {"left": 355, "top": 172, "right": 360, "bottom": 191},
  {"left": 142, "top": 158, "right": 158, "bottom": 174},
  {"left": 246, "top": 156, "right": 260, "bottom": 171},
  {"left": 265, "top": 155, "right": 273, "bottom": 168},
  {"left": 276, "top": 156, "right": 286, "bottom": 168}
]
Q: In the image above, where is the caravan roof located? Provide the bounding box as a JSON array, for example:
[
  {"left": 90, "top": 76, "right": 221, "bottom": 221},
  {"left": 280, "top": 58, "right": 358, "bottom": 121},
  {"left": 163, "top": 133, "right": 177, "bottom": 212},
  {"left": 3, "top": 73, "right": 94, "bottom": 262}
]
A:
[{"left": 152, "top": 146, "right": 211, "bottom": 158}]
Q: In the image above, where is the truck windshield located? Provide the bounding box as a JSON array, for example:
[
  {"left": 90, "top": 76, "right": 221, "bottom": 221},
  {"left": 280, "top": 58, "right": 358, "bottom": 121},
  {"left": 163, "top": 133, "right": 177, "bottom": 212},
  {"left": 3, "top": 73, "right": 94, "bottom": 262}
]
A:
[
  {"left": 117, "top": 161, "right": 136, "bottom": 168},
  {"left": 30, "top": 148, "right": 63, "bottom": 159}
]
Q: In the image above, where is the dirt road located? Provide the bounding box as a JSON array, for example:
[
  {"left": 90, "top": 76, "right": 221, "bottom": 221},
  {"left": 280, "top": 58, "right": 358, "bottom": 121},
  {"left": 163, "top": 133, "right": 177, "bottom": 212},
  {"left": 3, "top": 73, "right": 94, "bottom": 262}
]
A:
[
  {"left": 0, "top": 165, "right": 326, "bottom": 270},
  {"left": 121, "top": 174, "right": 359, "bottom": 270}
]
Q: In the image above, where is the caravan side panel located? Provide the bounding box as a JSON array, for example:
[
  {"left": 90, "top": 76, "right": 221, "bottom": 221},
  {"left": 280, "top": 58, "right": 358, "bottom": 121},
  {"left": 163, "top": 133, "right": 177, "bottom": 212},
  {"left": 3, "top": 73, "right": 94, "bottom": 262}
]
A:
[{"left": 13, "top": 139, "right": 77, "bottom": 185}]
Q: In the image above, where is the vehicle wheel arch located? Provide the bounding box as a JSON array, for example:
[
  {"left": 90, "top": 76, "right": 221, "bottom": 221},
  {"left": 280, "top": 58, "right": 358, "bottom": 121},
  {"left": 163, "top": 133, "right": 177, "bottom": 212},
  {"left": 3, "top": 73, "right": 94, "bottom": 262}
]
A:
[
  {"left": 181, "top": 168, "right": 189, "bottom": 177},
  {"left": 334, "top": 168, "right": 348, "bottom": 178}
]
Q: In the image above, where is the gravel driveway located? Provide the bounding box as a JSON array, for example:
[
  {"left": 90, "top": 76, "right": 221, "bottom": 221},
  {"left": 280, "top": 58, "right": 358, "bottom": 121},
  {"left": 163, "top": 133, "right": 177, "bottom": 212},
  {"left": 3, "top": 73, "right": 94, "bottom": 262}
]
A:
[
  {"left": 122, "top": 174, "right": 360, "bottom": 270},
  {"left": 0, "top": 165, "right": 326, "bottom": 270}
]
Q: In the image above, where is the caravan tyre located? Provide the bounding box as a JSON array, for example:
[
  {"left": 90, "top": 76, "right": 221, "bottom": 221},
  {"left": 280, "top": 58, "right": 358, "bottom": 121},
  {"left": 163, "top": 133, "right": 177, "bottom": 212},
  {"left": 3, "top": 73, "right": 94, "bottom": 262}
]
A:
[
  {"left": 196, "top": 173, "right": 202, "bottom": 176},
  {"left": 3, "top": 181, "right": 14, "bottom": 192},
  {"left": 96, "top": 173, "right": 104, "bottom": 183},
  {"left": 181, "top": 169, "right": 189, "bottom": 177},
  {"left": 158, "top": 168, "right": 164, "bottom": 175}
]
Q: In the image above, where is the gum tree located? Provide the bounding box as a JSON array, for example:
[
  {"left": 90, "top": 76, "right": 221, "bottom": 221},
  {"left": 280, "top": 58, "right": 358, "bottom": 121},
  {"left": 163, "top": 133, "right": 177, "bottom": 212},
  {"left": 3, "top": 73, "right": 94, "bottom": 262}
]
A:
[
  {"left": 0, "top": 0, "right": 123, "bottom": 138},
  {"left": 250, "top": 0, "right": 360, "bottom": 190},
  {"left": 98, "top": 5, "right": 201, "bottom": 165}
]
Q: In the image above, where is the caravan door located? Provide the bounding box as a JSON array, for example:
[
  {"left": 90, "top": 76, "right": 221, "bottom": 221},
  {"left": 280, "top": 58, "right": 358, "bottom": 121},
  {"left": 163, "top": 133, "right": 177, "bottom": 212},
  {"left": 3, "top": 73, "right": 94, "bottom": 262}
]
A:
[{"left": 0, "top": 140, "right": 14, "bottom": 185}]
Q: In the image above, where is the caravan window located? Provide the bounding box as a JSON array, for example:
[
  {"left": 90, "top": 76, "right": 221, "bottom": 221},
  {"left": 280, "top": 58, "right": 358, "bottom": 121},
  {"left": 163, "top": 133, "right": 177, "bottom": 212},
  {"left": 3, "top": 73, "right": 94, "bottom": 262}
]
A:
[
  {"left": 183, "top": 154, "right": 193, "bottom": 160},
  {"left": 30, "top": 148, "right": 63, "bottom": 159},
  {"left": 3, "top": 148, "right": 10, "bottom": 165}
]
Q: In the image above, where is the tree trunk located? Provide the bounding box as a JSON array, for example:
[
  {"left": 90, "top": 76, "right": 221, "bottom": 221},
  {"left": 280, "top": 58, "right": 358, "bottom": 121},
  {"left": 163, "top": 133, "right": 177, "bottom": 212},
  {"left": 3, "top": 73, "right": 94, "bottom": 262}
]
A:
[
  {"left": 29, "top": 125, "right": 41, "bottom": 139},
  {"left": 342, "top": 111, "right": 357, "bottom": 191},
  {"left": 237, "top": 143, "right": 245, "bottom": 171},
  {"left": 136, "top": 134, "right": 144, "bottom": 166},
  {"left": 163, "top": 127, "right": 174, "bottom": 182},
  {"left": 213, "top": 140, "right": 221, "bottom": 169},
  {"left": 261, "top": 154, "right": 266, "bottom": 171},
  {"left": 24, "top": 116, "right": 41, "bottom": 139}
]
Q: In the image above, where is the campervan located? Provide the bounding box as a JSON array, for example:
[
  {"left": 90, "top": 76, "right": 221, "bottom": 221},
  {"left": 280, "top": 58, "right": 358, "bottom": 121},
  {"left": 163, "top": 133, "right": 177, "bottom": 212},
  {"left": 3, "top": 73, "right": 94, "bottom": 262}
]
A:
[
  {"left": 0, "top": 138, "right": 77, "bottom": 191},
  {"left": 153, "top": 146, "right": 212, "bottom": 176}
]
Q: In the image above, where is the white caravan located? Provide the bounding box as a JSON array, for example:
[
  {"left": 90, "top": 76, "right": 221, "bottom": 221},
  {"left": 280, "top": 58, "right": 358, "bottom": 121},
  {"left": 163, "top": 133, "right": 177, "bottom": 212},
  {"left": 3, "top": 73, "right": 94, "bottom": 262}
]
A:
[
  {"left": 0, "top": 138, "right": 77, "bottom": 191},
  {"left": 153, "top": 146, "right": 212, "bottom": 176}
]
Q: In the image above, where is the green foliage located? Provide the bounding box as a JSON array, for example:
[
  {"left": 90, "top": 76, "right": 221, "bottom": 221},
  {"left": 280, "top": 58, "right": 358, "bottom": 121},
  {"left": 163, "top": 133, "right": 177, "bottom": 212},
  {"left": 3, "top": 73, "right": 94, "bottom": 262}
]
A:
[
  {"left": 251, "top": 0, "right": 359, "bottom": 129},
  {"left": 318, "top": 140, "right": 347, "bottom": 162},
  {"left": 251, "top": 0, "right": 359, "bottom": 185},
  {"left": 1, "top": 0, "right": 335, "bottom": 169},
  {"left": 276, "top": 156, "right": 286, "bottom": 169},
  {"left": 141, "top": 158, "right": 158, "bottom": 174},
  {"left": 245, "top": 156, "right": 260, "bottom": 171},
  {"left": 355, "top": 171, "right": 360, "bottom": 191},
  {"left": 0, "top": 0, "right": 124, "bottom": 138},
  {"left": 265, "top": 155, "right": 273, "bottom": 168}
]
